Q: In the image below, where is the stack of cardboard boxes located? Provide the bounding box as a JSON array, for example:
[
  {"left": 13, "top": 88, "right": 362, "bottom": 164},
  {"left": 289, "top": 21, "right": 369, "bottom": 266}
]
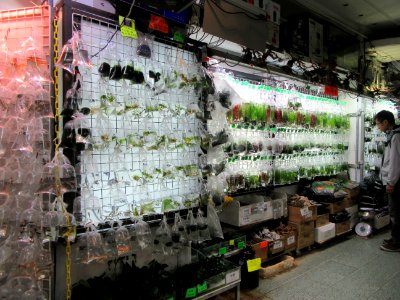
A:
[
  {"left": 288, "top": 201, "right": 316, "bottom": 250},
  {"left": 343, "top": 186, "right": 360, "bottom": 229}
]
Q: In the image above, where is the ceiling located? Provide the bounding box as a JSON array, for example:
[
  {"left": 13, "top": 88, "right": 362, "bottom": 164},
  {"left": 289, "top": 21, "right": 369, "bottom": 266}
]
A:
[{"left": 284, "top": 0, "right": 400, "bottom": 62}]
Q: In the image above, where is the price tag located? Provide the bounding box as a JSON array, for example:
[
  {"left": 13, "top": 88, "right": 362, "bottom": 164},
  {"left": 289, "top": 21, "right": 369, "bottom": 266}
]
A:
[
  {"left": 185, "top": 287, "right": 197, "bottom": 298},
  {"left": 287, "top": 235, "right": 295, "bottom": 245},
  {"left": 219, "top": 247, "right": 227, "bottom": 255},
  {"left": 197, "top": 281, "right": 207, "bottom": 293},
  {"left": 173, "top": 31, "right": 185, "bottom": 43},
  {"left": 119, "top": 16, "right": 137, "bottom": 39},
  {"left": 241, "top": 208, "right": 251, "bottom": 225},
  {"left": 229, "top": 239, "right": 234, "bottom": 246},
  {"left": 300, "top": 207, "right": 310, "bottom": 217},
  {"left": 149, "top": 15, "right": 169, "bottom": 34},
  {"left": 247, "top": 258, "right": 261, "bottom": 272},
  {"left": 273, "top": 240, "right": 283, "bottom": 250},
  {"left": 324, "top": 85, "right": 338, "bottom": 97},
  {"left": 259, "top": 241, "right": 268, "bottom": 248},
  {"left": 226, "top": 269, "right": 240, "bottom": 284},
  {"left": 237, "top": 241, "right": 245, "bottom": 249}
]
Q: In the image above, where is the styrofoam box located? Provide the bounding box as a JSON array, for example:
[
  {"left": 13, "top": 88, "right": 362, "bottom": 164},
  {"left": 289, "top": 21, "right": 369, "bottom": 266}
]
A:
[
  {"left": 218, "top": 192, "right": 286, "bottom": 227},
  {"left": 315, "top": 222, "right": 336, "bottom": 243}
]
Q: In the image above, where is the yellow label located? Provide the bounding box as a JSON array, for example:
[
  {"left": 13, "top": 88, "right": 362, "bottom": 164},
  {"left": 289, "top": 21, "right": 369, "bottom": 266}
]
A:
[
  {"left": 247, "top": 258, "right": 261, "bottom": 272},
  {"left": 119, "top": 16, "right": 137, "bottom": 39},
  {"left": 229, "top": 239, "right": 234, "bottom": 246}
]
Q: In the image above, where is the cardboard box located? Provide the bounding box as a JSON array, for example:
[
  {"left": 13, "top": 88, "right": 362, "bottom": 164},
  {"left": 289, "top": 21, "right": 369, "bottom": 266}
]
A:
[
  {"left": 343, "top": 196, "right": 358, "bottom": 208},
  {"left": 315, "top": 222, "right": 335, "bottom": 243},
  {"left": 343, "top": 186, "right": 360, "bottom": 198},
  {"left": 251, "top": 240, "right": 269, "bottom": 263},
  {"left": 289, "top": 221, "right": 315, "bottom": 250},
  {"left": 283, "top": 233, "right": 297, "bottom": 251},
  {"left": 269, "top": 238, "right": 284, "bottom": 255},
  {"left": 322, "top": 200, "right": 346, "bottom": 214},
  {"left": 288, "top": 205, "right": 317, "bottom": 223},
  {"left": 315, "top": 213, "right": 330, "bottom": 228},
  {"left": 335, "top": 219, "right": 351, "bottom": 236}
]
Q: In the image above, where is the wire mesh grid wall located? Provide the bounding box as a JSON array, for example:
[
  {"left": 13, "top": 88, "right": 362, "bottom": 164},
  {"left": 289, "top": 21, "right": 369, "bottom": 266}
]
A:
[{"left": 73, "top": 14, "right": 203, "bottom": 223}]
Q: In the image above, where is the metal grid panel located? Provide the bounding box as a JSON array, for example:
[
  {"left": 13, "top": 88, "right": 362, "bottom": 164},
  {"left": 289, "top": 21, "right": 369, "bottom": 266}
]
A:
[{"left": 73, "top": 14, "right": 202, "bottom": 222}]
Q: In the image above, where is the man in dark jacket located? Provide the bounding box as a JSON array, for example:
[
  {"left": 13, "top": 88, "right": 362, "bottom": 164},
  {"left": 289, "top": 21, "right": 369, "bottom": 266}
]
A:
[{"left": 374, "top": 110, "right": 400, "bottom": 251}]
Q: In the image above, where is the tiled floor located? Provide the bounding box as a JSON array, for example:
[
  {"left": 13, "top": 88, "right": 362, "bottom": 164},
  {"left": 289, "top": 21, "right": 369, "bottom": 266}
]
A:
[{"left": 217, "top": 229, "right": 400, "bottom": 300}]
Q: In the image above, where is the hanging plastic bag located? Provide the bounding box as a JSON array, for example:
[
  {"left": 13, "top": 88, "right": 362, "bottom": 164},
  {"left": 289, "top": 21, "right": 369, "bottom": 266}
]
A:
[
  {"left": 122, "top": 59, "right": 135, "bottom": 80},
  {"left": 61, "top": 72, "right": 82, "bottom": 116},
  {"left": 109, "top": 61, "right": 122, "bottom": 80},
  {"left": 186, "top": 210, "right": 198, "bottom": 242},
  {"left": 56, "top": 38, "right": 74, "bottom": 74},
  {"left": 207, "top": 202, "right": 224, "bottom": 239},
  {"left": 171, "top": 213, "right": 188, "bottom": 250},
  {"left": 153, "top": 215, "right": 172, "bottom": 256},
  {"left": 72, "top": 31, "right": 93, "bottom": 69},
  {"left": 196, "top": 209, "right": 211, "bottom": 242},
  {"left": 136, "top": 32, "right": 153, "bottom": 58},
  {"left": 135, "top": 217, "right": 152, "bottom": 250}
]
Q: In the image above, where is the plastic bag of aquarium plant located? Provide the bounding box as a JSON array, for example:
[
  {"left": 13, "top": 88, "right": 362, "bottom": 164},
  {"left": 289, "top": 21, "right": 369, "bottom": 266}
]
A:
[{"left": 207, "top": 203, "right": 224, "bottom": 239}]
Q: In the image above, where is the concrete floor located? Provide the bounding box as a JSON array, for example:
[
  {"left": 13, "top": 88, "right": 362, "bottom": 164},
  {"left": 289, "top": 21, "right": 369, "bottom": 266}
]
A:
[{"left": 217, "top": 228, "right": 400, "bottom": 300}]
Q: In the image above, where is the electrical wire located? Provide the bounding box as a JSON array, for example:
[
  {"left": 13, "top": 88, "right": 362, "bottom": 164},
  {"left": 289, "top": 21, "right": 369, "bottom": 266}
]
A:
[
  {"left": 91, "top": 0, "right": 135, "bottom": 58},
  {"left": 206, "top": 0, "right": 266, "bottom": 21}
]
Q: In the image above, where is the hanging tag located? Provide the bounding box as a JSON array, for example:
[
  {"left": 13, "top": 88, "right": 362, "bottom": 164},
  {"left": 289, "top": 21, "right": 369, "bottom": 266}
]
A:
[
  {"left": 219, "top": 246, "right": 227, "bottom": 255},
  {"left": 247, "top": 258, "right": 261, "bottom": 272},
  {"left": 229, "top": 239, "right": 234, "bottom": 246},
  {"left": 237, "top": 241, "right": 245, "bottom": 249},
  {"left": 173, "top": 31, "right": 185, "bottom": 43},
  {"left": 119, "top": 16, "right": 137, "bottom": 39},
  {"left": 197, "top": 281, "right": 207, "bottom": 293},
  {"left": 185, "top": 287, "right": 197, "bottom": 298},
  {"left": 324, "top": 85, "right": 338, "bottom": 97},
  {"left": 149, "top": 15, "right": 169, "bottom": 34}
]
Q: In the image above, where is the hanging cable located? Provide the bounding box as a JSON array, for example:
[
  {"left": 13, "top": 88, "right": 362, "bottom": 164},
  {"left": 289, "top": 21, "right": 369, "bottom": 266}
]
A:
[
  {"left": 206, "top": 0, "right": 266, "bottom": 21},
  {"left": 91, "top": 0, "right": 136, "bottom": 58}
]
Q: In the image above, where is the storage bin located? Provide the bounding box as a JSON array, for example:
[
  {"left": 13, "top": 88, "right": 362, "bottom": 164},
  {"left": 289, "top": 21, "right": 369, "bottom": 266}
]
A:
[
  {"left": 315, "top": 222, "right": 335, "bottom": 243},
  {"left": 218, "top": 195, "right": 274, "bottom": 227}
]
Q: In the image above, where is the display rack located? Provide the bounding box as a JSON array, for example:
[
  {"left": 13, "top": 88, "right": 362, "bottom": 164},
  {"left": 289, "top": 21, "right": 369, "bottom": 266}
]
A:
[
  {"left": 70, "top": 13, "right": 203, "bottom": 222},
  {"left": 363, "top": 99, "right": 397, "bottom": 177}
]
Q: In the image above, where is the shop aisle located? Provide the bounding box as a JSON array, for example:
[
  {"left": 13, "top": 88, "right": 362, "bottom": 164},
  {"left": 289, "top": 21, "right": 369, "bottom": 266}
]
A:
[{"left": 217, "top": 229, "right": 400, "bottom": 300}]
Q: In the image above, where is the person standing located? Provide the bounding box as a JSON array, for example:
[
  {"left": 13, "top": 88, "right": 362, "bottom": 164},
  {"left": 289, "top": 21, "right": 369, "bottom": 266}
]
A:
[{"left": 374, "top": 110, "right": 400, "bottom": 252}]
